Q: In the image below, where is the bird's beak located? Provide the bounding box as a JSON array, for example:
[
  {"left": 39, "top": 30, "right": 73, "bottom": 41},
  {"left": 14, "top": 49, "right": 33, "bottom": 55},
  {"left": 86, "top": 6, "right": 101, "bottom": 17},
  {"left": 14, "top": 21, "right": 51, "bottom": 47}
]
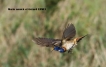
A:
[{"left": 50, "top": 48, "right": 54, "bottom": 52}]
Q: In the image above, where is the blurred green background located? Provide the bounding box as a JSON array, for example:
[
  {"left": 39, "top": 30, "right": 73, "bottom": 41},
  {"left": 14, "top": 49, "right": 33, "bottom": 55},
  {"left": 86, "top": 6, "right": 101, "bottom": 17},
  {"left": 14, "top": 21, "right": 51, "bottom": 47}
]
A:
[{"left": 0, "top": 0, "right": 106, "bottom": 67}]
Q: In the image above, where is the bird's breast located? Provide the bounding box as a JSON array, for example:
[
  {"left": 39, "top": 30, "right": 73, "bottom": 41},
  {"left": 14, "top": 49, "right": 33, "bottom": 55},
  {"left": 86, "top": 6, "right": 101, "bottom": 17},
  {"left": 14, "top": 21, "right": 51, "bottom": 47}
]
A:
[{"left": 62, "top": 42, "right": 74, "bottom": 50}]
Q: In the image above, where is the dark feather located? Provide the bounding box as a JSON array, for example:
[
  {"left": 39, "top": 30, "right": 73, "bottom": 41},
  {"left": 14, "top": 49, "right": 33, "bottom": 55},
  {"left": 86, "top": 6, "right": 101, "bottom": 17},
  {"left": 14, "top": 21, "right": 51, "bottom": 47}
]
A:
[
  {"left": 76, "top": 34, "right": 88, "bottom": 42},
  {"left": 33, "top": 37, "right": 62, "bottom": 47},
  {"left": 62, "top": 23, "right": 76, "bottom": 40}
]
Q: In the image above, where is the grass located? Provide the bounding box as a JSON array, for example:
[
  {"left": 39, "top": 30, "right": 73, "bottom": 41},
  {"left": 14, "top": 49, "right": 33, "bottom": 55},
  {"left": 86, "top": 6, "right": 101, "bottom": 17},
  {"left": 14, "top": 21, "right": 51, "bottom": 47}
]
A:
[{"left": 0, "top": 0, "right": 106, "bottom": 67}]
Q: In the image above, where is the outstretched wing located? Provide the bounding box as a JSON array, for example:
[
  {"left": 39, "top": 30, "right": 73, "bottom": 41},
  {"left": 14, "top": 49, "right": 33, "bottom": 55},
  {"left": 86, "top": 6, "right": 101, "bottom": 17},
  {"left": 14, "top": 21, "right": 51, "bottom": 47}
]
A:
[
  {"left": 62, "top": 23, "right": 76, "bottom": 40},
  {"left": 33, "top": 37, "right": 62, "bottom": 47}
]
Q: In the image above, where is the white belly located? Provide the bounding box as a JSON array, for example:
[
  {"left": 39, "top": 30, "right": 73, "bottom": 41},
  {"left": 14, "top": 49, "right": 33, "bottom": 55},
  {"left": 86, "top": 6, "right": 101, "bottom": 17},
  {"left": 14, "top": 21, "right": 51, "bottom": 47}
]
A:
[{"left": 62, "top": 42, "right": 75, "bottom": 50}]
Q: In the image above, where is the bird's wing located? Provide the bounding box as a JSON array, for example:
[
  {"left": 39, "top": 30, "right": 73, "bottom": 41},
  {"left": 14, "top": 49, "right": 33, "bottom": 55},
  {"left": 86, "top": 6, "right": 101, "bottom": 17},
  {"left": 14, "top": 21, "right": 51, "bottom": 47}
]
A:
[
  {"left": 32, "top": 37, "right": 62, "bottom": 47},
  {"left": 62, "top": 23, "right": 76, "bottom": 40}
]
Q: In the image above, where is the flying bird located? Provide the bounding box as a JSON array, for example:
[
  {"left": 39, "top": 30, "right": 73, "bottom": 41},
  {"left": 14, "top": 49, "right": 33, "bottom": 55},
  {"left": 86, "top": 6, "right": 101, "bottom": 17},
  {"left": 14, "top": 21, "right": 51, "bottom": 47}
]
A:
[{"left": 33, "top": 23, "right": 87, "bottom": 53}]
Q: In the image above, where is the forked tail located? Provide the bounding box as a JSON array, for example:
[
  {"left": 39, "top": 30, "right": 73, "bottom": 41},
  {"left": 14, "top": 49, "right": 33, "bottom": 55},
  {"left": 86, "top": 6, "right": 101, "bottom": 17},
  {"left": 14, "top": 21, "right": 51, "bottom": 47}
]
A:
[{"left": 76, "top": 34, "right": 88, "bottom": 42}]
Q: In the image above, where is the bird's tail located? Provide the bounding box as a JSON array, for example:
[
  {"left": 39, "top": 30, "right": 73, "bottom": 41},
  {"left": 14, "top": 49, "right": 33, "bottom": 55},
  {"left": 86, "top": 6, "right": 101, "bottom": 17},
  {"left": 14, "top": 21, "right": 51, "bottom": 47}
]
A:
[{"left": 76, "top": 34, "right": 88, "bottom": 42}]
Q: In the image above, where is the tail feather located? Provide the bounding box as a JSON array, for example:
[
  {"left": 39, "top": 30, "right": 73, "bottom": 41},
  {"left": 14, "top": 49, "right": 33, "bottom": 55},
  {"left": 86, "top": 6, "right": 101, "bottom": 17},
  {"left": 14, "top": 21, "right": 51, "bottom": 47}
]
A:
[{"left": 76, "top": 34, "right": 87, "bottom": 42}]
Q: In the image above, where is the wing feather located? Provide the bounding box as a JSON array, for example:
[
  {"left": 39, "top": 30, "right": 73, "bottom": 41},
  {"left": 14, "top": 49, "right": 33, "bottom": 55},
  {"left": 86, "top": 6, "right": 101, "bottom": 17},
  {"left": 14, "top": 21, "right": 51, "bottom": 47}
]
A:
[
  {"left": 33, "top": 37, "right": 61, "bottom": 47},
  {"left": 62, "top": 23, "right": 76, "bottom": 40}
]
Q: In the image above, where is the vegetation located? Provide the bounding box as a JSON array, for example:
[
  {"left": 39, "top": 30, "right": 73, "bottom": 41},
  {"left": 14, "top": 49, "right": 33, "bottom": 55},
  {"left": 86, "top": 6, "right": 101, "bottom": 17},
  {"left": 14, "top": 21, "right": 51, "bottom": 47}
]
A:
[{"left": 0, "top": 0, "right": 106, "bottom": 67}]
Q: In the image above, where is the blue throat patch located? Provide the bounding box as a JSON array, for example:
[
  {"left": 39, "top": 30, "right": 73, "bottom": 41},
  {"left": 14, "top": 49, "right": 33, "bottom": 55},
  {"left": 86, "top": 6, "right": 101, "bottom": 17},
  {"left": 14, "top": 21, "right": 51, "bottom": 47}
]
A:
[{"left": 54, "top": 46, "right": 65, "bottom": 53}]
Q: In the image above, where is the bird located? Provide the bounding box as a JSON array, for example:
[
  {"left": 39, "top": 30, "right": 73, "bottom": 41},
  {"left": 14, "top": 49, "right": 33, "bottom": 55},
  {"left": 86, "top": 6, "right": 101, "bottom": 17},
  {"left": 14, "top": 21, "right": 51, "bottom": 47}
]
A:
[{"left": 32, "top": 23, "right": 87, "bottom": 53}]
